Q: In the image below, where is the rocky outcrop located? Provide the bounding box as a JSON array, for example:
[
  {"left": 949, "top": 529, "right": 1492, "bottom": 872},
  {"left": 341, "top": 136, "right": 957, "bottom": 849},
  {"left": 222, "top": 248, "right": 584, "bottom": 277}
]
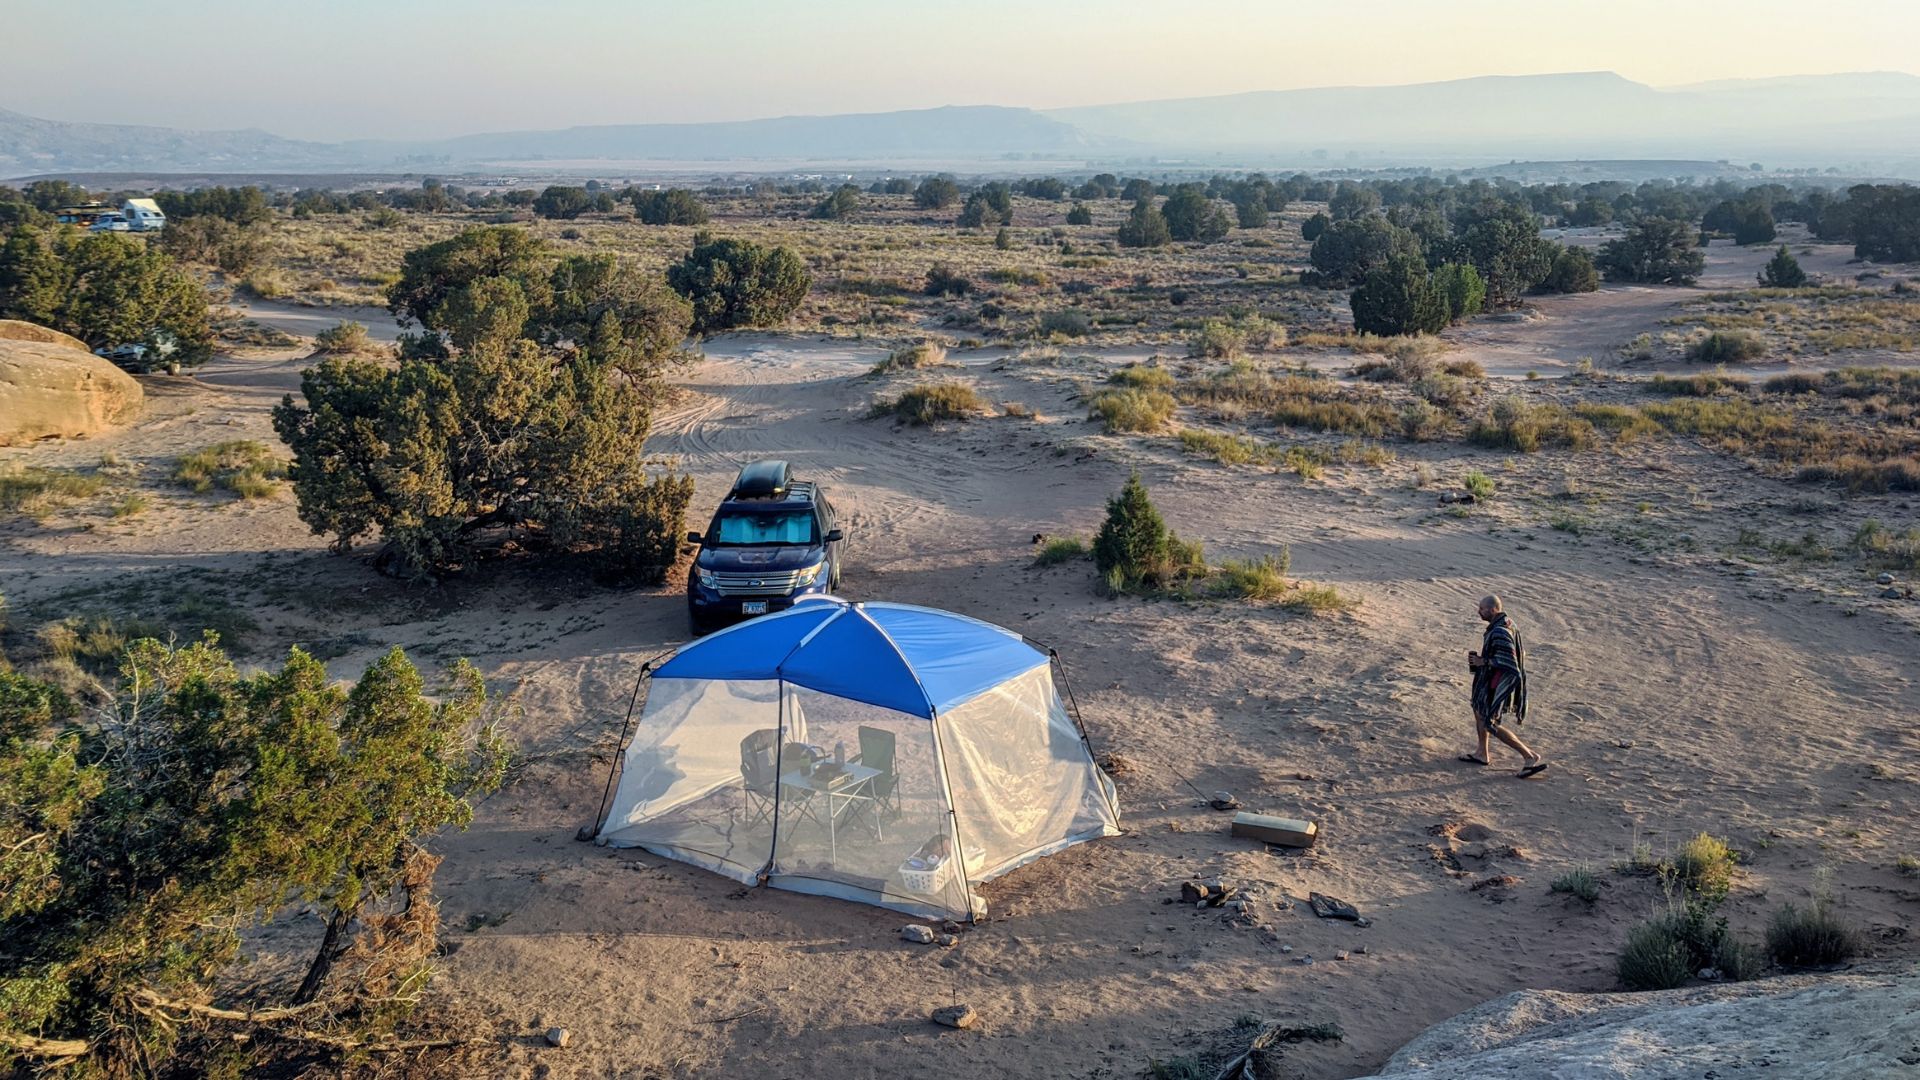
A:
[
  {"left": 1363, "top": 966, "right": 1919, "bottom": 1078},
  {"left": 0, "top": 330, "right": 144, "bottom": 444},
  {"left": 0, "top": 319, "right": 93, "bottom": 351}
]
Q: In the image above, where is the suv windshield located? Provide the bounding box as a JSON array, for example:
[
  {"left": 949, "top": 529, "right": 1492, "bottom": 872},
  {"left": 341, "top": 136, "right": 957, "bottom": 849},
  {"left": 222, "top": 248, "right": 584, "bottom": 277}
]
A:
[{"left": 711, "top": 508, "right": 817, "bottom": 546}]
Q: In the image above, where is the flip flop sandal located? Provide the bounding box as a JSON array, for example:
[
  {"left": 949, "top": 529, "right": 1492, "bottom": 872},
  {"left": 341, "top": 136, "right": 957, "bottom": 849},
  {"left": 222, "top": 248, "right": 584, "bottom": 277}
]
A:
[
  {"left": 1457, "top": 754, "right": 1490, "bottom": 766},
  {"left": 1517, "top": 763, "right": 1550, "bottom": 778}
]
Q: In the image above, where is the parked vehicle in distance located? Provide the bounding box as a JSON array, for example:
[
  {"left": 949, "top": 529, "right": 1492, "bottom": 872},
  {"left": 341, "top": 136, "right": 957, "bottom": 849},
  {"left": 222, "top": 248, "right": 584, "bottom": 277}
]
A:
[
  {"left": 685, "top": 460, "right": 844, "bottom": 635},
  {"left": 88, "top": 212, "right": 131, "bottom": 232},
  {"left": 92, "top": 332, "right": 179, "bottom": 374}
]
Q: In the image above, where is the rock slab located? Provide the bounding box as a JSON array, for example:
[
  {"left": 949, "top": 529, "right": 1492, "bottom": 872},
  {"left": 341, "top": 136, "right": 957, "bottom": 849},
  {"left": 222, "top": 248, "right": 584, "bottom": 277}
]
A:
[
  {"left": 1359, "top": 965, "right": 1920, "bottom": 1078},
  {"left": 0, "top": 331, "right": 144, "bottom": 445}
]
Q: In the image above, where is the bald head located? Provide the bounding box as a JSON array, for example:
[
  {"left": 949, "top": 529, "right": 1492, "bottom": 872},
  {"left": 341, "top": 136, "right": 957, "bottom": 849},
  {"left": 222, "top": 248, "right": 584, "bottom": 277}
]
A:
[{"left": 1478, "top": 594, "right": 1503, "bottom": 621}]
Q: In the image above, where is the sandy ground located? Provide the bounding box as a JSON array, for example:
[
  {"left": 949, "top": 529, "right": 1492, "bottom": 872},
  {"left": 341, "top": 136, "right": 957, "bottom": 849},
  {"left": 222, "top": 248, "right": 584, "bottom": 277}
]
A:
[{"left": 3, "top": 238, "right": 1919, "bottom": 1079}]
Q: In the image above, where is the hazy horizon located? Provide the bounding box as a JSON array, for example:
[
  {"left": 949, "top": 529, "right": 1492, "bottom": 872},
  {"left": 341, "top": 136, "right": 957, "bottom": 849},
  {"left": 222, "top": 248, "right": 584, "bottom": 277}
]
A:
[{"left": 5, "top": 0, "right": 1919, "bottom": 142}]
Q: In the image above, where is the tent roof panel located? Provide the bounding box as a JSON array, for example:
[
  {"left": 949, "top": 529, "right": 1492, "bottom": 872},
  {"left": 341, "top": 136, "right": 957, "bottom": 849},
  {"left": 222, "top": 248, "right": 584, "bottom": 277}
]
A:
[{"left": 649, "top": 598, "right": 1046, "bottom": 717}]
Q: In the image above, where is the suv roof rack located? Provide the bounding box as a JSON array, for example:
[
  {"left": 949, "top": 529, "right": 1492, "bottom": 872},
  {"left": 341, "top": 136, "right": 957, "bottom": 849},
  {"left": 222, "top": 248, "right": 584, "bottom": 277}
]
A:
[{"left": 729, "top": 459, "right": 792, "bottom": 499}]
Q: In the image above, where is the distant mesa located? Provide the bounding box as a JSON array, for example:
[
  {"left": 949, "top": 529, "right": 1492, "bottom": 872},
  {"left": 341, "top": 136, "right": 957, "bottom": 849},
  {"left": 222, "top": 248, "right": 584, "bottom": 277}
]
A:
[{"left": 6, "top": 71, "right": 1920, "bottom": 175}]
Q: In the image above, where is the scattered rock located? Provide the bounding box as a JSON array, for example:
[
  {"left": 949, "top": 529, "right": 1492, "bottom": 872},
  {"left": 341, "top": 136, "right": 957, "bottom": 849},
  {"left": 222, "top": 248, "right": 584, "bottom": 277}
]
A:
[
  {"left": 1878, "top": 572, "right": 1896, "bottom": 586},
  {"left": 902, "top": 924, "right": 935, "bottom": 944},
  {"left": 1337, "top": 951, "right": 1350, "bottom": 961},
  {"left": 1356, "top": 945, "right": 1370, "bottom": 956},
  {"left": 1440, "top": 491, "right": 1478, "bottom": 506},
  {"left": 936, "top": 934, "right": 958, "bottom": 947},
  {"left": 544, "top": 1027, "right": 573, "bottom": 1049},
  {"left": 1209, "top": 790, "right": 1240, "bottom": 811},
  {"left": 941, "top": 920, "right": 964, "bottom": 935},
  {"left": 1882, "top": 587, "right": 1905, "bottom": 600},
  {"left": 932, "top": 1004, "right": 976, "bottom": 1029},
  {"left": 1308, "top": 892, "right": 1369, "bottom": 925}
]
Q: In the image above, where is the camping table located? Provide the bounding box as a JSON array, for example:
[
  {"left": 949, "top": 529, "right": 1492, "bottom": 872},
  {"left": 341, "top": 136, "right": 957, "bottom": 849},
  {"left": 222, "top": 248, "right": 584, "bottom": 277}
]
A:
[{"left": 779, "top": 764, "right": 881, "bottom": 862}]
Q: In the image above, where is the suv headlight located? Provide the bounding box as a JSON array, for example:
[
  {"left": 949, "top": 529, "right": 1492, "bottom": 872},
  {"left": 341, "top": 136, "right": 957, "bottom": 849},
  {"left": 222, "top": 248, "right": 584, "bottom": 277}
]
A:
[
  {"left": 793, "top": 563, "right": 823, "bottom": 587},
  {"left": 696, "top": 569, "right": 717, "bottom": 588}
]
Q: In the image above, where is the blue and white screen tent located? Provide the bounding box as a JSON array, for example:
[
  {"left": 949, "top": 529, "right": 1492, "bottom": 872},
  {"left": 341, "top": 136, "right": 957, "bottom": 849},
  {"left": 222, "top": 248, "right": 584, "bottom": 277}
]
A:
[{"left": 594, "top": 597, "right": 1121, "bottom": 920}]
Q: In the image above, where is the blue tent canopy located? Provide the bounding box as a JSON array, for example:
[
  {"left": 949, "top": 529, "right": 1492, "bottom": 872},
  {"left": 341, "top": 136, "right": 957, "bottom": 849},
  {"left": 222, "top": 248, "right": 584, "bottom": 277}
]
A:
[{"left": 653, "top": 597, "right": 1046, "bottom": 717}]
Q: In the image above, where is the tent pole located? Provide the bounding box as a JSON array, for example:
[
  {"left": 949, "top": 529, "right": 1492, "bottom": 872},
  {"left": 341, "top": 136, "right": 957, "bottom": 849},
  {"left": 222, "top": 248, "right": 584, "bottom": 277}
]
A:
[
  {"left": 758, "top": 680, "right": 786, "bottom": 888},
  {"left": 926, "top": 707, "right": 980, "bottom": 925},
  {"left": 584, "top": 661, "right": 653, "bottom": 841},
  {"left": 1050, "top": 649, "right": 1101, "bottom": 756}
]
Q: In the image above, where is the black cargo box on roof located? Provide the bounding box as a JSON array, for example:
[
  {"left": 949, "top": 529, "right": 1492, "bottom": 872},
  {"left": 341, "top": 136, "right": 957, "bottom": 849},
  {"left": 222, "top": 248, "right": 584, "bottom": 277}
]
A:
[{"left": 730, "top": 459, "right": 792, "bottom": 499}]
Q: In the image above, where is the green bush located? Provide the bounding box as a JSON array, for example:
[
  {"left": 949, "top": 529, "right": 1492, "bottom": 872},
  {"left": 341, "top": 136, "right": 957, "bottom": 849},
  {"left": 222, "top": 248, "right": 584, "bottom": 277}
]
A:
[
  {"left": 1469, "top": 397, "right": 1596, "bottom": 452},
  {"left": 1598, "top": 217, "right": 1706, "bottom": 285},
  {"left": 1432, "top": 262, "right": 1488, "bottom": 322},
  {"left": 0, "top": 641, "right": 509, "bottom": 1075},
  {"left": 1758, "top": 245, "right": 1807, "bottom": 288},
  {"left": 924, "top": 263, "right": 972, "bottom": 296},
  {"left": 1178, "top": 429, "right": 1275, "bottom": 466},
  {"left": 1401, "top": 400, "right": 1448, "bottom": 441},
  {"left": 1464, "top": 470, "right": 1495, "bottom": 500},
  {"left": 1766, "top": 900, "right": 1862, "bottom": 967},
  {"left": 1542, "top": 246, "right": 1600, "bottom": 294},
  {"left": 1109, "top": 364, "right": 1175, "bottom": 391},
  {"left": 1034, "top": 535, "right": 1089, "bottom": 566},
  {"left": 283, "top": 226, "right": 696, "bottom": 581},
  {"left": 1350, "top": 254, "right": 1449, "bottom": 336},
  {"left": 630, "top": 187, "right": 709, "bottom": 225},
  {"left": 172, "top": 440, "right": 286, "bottom": 499},
  {"left": 1618, "top": 918, "right": 1699, "bottom": 990},
  {"left": 1093, "top": 472, "right": 1201, "bottom": 591},
  {"left": 1066, "top": 203, "right": 1093, "bottom": 226},
  {"left": 1650, "top": 372, "right": 1750, "bottom": 396},
  {"left": 1668, "top": 833, "right": 1737, "bottom": 897},
  {"left": 1686, "top": 330, "right": 1766, "bottom": 364},
  {"left": 1215, "top": 552, "right": 1291, "bottom": 600},
  {"left": 811, "top": 184, "right": 861, "bottom": 220},
  {"left": 1551, "top": 866, "right": 1601, "bottom": 903},
  {"left": 1279, "top": 583, "right": 1357, "bottom": 614},
  {"left": 1191, "top": 318, "right": 1247, "bottom": 359},
  {"left": 871, "top": 341, "right": 952, "bottom": 374},
  {"left": 1116, "top": 198, "right": 1171, "bottom": 248},
  {"left": 1089, "top": 387, "right": 1177, "bottom": 432},
  {"left": 871, "top": 381, "right": 984, "bottom": 425},
  {"left": 312, "top": 319, "right": 375, "bottom": 356},
  {"left": 667, "top": 233, "right": 811, "bottom": 335},
  {"left": 1039, "top": 309, "right": 1093, "bottom": 337}
]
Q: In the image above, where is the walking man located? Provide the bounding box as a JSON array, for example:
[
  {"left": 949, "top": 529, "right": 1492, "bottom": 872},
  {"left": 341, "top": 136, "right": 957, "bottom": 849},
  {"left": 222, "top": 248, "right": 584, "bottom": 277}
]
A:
[{"left": 1461, "top": 594, "right": 1548, "bottom": 778}]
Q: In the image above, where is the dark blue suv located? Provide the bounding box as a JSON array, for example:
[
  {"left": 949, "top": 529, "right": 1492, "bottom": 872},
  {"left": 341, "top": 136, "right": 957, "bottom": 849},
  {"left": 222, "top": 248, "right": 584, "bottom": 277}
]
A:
[{"left": 686, "top": 460, "right": 844, "bottom": 635}]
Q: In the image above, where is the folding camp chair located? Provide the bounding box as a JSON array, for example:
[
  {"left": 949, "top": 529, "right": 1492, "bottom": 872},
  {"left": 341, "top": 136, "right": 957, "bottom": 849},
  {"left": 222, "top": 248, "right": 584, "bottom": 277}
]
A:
[
  {"left": 855, "top": 725, "right": 898, "bottom": 820},
  {"left": 738, "top": 729, "right": 780, "bottom": 828}
]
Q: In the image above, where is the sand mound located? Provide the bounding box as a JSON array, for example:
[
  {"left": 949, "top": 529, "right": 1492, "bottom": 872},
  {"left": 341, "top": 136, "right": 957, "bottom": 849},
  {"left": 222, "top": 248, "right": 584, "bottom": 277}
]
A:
[
  {"left": 1363, "top": 966, "right": 1920, "bottom": 1078},
  {"left": 0, "top": 334, "right": 144, "bottom": 444},
  {"left": 0, "top": 319, "right": 92, "bottom": 352}
]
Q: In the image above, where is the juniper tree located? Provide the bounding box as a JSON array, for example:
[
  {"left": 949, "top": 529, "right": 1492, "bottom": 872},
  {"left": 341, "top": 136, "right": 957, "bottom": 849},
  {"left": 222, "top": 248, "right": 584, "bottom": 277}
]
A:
[
  {"left": 0, "top": 640, "right": 508, "bottom": 1073},
  {"left": 1758, "top": 245, "right": 1807, "bottom": 288},
  {"left": 275, "top": 226, "right": 697, "bottom": 579},
  {"left": 1116, "top": 198, "right": 1171, "bottom": 248}
]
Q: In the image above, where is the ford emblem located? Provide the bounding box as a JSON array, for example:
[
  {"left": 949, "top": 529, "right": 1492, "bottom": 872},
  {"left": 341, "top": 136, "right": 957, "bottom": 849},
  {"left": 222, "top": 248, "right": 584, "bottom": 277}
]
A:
[{"left": 750, "top": 579, "right": 763, "bottom": 587}]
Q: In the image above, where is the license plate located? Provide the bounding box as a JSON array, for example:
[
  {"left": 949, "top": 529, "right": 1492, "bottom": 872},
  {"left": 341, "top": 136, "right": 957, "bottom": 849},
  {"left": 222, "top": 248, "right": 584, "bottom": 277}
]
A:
[{"left": 741, "top": 601, "right": 769, "bottom": 615}]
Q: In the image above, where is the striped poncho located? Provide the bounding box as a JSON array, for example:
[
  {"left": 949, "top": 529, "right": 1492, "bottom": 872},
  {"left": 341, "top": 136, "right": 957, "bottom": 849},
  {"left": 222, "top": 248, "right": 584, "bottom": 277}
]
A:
[{"left": 1472, "top": 613, "right": 1528, "bottom": 724}]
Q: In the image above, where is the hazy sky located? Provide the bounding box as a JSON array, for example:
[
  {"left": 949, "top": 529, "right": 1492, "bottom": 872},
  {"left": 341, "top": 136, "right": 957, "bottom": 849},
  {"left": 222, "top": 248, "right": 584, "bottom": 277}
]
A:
[{"left": 5, "top": 0, "right": 1917, "bottom": 141}]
